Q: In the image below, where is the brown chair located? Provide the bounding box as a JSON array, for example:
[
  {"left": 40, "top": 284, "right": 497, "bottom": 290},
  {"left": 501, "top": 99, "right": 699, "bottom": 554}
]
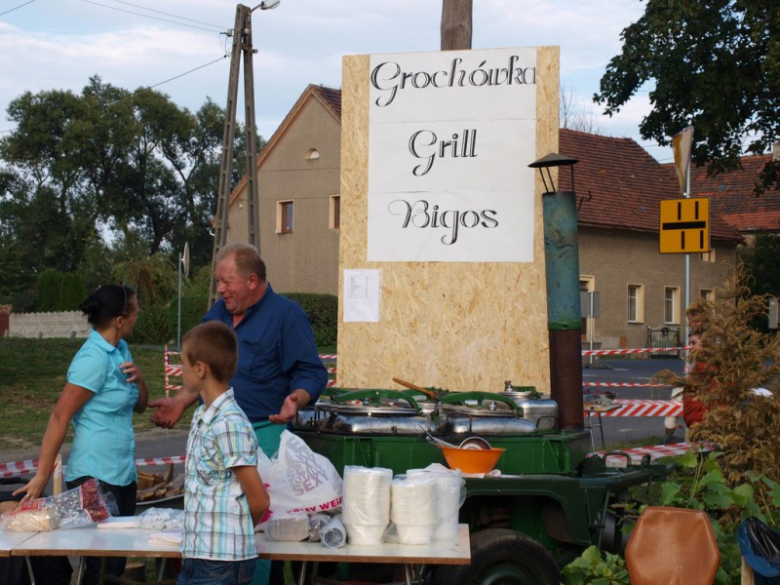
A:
[{"left": 625, "top": 506, "right": 720, "bottom": 585}]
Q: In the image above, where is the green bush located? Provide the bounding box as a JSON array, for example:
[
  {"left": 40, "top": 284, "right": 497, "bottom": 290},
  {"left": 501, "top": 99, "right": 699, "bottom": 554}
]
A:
[
  {"left": 284, "top": 293, "right": 338, "bottom": 348},
  {"left": 166, "top": 295, "right": 210, "bottom": 347},
  {"left": 36, "top": 269, "right": 62, "bottom": 312},
  {"left": 58, "top": 273, "right": 85, "bottom": 310},
  {"left": 132, "top": 304, "right": 172, "bottom": 345},
  {"left": 150, "top": 290, "right": 337, "bottom": 349}
]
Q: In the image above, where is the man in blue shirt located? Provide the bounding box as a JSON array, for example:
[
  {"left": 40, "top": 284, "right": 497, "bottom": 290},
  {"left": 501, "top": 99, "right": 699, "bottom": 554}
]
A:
[
  {"left": 151, "top": 243, "right": 328, "bottom": 585},
  {"left": 151, "top": 243, "right": 327, "bottom": 455}
]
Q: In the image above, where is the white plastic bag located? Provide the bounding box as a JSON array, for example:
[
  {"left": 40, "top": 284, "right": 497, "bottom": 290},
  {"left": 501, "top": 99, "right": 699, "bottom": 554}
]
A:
[{"left": 257, "top": 430, "right": 343, "bottom": 523}]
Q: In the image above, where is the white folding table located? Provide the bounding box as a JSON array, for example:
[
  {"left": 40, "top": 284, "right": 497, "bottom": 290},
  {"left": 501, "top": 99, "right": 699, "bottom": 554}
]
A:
[{"left": 10, "top": 523, "right": 471, "bottom": 585}]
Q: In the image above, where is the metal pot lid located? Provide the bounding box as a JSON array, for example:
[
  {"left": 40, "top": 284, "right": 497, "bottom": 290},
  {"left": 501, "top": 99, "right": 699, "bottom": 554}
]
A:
[
  {"left": 440, "top": 403, "right": 518, "bottom": 418},
  {"left": 328, "top": 403, "right": 419, "bottom": 416},
  {"left": 329, "top": 389, "right": 423, "bottom": 416}
]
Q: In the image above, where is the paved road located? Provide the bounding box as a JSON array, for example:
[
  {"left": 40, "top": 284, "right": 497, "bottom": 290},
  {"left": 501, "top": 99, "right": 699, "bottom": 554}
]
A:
[{"left": 584, "top": 357, "right": 685, "bottom": 448}]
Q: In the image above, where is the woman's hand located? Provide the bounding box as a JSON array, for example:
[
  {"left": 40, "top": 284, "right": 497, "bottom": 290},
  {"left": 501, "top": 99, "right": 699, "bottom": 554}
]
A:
[
  {"left": 13, "top": 472, "right": 49, "bottom": 502},
  {"left": 120, "top": 361, "right": 144, "bottom": 384},
  {"left": 123, "top": 361, "right": 150, "bottom": 413}
]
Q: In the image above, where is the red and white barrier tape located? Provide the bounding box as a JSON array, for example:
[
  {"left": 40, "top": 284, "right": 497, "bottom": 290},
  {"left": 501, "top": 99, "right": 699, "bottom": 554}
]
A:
[
  {"left": 582, "top": 346, "right": 690, "bottom": 356},
  {"left": 135, "top": 455, "right": 186, "bottom": 466},
  {"left": 0, "top": 459, "right": 38, "bottom": 478},
  {"left": 590, "top": 399, "right": 682, "bottom": 417},
  {"left": 166, "top": 363, "right": 338, "bottom": 379},
  {"left": 584, "top": 382, "right": 670, "bottom": 388},
  {"left": 1, "top": 456, "right": 188, "bottom": 478},
  {"left": 319, "top": 354, "right": 337, "bottom": 360}
]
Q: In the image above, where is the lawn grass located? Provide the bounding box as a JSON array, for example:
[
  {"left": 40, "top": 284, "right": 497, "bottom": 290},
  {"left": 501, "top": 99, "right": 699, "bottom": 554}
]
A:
[{"left": 0, "top": 338, "right": 170, "bottom": 453}]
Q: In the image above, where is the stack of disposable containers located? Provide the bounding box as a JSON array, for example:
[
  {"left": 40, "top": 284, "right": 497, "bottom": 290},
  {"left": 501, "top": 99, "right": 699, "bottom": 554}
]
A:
[
  {"left": 406, "top": 467, "right": 463, "bottom": 542},
  {"left": 390, "top": 474, "right": 437, "bottom": 544},
  {"left": 341, "top": 466, "right": 393, "bottom": 545},
  {"left": 340, "top": 464, "right": 464, "bottom": 546}
]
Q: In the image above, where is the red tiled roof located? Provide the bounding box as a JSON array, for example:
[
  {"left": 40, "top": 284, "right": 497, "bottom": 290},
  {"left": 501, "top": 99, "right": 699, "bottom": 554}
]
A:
[
  {"left": 559, "top": 129, "right": 740, "bottom": 242},
  {"left": 686, "top": 154, "right": 780, "bottom": 233},
  {"left": 310, "top": 85, "right": 341, "bottom": 119}
]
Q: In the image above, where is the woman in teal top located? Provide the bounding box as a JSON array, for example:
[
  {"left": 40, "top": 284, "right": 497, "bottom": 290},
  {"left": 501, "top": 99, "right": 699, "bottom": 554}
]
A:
[{"left": 15, "top": 284, "right": 149, "bottom": 585}]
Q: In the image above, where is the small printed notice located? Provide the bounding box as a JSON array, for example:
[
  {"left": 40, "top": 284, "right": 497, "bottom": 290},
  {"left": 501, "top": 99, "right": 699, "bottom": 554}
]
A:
[{"left": 343, "top": 269, "right": 381, "bottom": 322}]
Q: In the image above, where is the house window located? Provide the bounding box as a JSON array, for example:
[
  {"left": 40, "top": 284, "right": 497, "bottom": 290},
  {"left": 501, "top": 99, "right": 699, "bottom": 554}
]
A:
[
  {"left": 305, "top": 148, "right": 320, "bottom": 161},
  {"left": 580, "top": 276, "right": 595, "bottom": 336},
  {"left": 627, "top": 284, "right": 644, "bottom": 323},
  {"left": 700, "top": 289, "right": 714, "bottom": 303},
  {"left": 700, "top": 249, "right": 716, "bottom": 263},
  {"left": 277, "top": 201, "right": 293, "bottom": 234},
  {"left": 664, "top": 287, "right": 680, "bottom": 324},
  {"left": 330, "top": 195, "right": 340, "bottom": 230}
]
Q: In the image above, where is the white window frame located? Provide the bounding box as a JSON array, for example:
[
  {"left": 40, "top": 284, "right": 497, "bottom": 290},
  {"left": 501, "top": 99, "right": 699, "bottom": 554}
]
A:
[
  {"left": 664, "top": 286, "right": 680, "bottom": 324},
  {"left": 627, "top": 284, "right": 644, "bottom": 323},
  {"left": 700, "top": 249, "right": 716, "bottom": 263},
  {"left": 700, "top": 289, "right": 714, "bottom": 303}
]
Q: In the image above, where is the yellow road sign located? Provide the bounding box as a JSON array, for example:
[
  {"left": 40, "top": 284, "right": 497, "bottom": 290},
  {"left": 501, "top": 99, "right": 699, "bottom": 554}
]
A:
[{"left": 659, "top": 197, "right": 710, "bottom": 254}]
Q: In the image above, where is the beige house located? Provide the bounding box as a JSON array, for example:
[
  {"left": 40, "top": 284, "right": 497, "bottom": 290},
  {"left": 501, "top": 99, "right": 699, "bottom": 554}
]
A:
[
  {"left": 227, "top": 85, "right": 342, "bottom": 294},
  {"left": 559, "top": 130, "right": 740, "bottom": 350},
  {"left": 226, "top": 86, "right": 741, "bottom": 351}
]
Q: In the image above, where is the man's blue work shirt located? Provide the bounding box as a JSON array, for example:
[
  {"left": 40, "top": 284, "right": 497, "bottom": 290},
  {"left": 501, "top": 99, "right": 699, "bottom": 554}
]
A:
[{"left": 203, "top": 283, "right": 328, "bottom": 422}]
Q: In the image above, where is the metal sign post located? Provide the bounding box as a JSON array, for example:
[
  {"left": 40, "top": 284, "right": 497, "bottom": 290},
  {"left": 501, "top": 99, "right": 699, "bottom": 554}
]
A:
[{"left": 177, "top": 243, "right": 190, "bottom": 349}]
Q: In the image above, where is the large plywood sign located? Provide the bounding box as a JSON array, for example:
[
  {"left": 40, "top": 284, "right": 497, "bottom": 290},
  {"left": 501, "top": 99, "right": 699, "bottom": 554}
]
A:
[
  {"left": 338, "top": 47, "right": 557, "bottom": 393},
  {"left": 367, "top": 48, "right": 538, "bottom": 262}
]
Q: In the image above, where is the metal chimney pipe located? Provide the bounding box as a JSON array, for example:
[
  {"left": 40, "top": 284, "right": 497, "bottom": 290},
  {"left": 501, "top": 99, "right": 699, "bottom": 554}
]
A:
[
  {"left": 530, "top": 153, "right": 583, "bottom": 431},
  {"left": 542, "top": 189, "right": 584, "bottom": 430}
]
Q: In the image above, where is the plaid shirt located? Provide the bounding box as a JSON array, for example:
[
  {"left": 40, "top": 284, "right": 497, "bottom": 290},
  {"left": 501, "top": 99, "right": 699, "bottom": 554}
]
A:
[{"left": 182, "top": 388, "right": 259, "bottom": 561}]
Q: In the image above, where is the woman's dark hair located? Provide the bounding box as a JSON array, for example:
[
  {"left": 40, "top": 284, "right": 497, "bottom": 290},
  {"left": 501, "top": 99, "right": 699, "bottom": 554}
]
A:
[{"left": 79, "top": 285, "right": 135, "bottom": 328}]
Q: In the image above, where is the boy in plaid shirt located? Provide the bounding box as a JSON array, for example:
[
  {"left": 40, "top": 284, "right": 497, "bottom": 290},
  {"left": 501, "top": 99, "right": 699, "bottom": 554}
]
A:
[{"left": 177, "top": 321, "right": 270, "bottom": 584}]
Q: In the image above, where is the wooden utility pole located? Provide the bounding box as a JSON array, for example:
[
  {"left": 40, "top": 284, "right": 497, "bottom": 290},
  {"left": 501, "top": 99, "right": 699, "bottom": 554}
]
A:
[
  {"left": 210, "top": 3, "right": 261, "bottom": 304},
  {"left": 441, "top": 0, "right": 472, "bottom": 50}
]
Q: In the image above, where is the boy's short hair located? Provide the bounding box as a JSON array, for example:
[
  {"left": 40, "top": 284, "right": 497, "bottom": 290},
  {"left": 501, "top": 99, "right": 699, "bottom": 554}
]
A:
[{"left": 182, "top": 321, "right": 238, "bottom": 384}]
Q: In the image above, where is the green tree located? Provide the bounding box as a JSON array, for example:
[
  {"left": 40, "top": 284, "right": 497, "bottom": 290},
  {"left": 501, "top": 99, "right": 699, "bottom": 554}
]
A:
[
  {"left": 0, "top": 76, "right": 263, "bottom": 291},
  {"left": 58, "top": 273, "right": 86, "bottom": 311},
  {"left": 739, "top": 234, "right": 780, "bottom": 298},
  {"left": 36, "top": 269, "right": 63, "bottom": 312},
  {"left": 595, "top": 1, "right": 780, "bottom": 191},
  {"left": 113, "top": 250, "right": 176, "bottom": 308}
]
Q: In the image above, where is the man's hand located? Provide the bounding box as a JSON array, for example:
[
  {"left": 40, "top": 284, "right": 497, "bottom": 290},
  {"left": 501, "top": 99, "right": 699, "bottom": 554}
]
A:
[
  {"left": 269, "top": 391, "right": 306, "bottom": 424},
  {"left": 149, "top": 396, "right": 189, "bottom": 429}
]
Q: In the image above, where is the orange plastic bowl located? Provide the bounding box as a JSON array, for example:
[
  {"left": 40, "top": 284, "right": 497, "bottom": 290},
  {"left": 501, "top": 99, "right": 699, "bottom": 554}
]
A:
[{"left": 441, "top": 446, "right": 505, "bottom": 474}]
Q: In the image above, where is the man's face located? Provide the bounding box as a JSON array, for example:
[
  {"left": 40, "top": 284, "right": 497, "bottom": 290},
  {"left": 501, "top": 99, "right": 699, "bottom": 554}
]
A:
[{"left": 215, "top": 255, "right": 255, "bottom": 315}]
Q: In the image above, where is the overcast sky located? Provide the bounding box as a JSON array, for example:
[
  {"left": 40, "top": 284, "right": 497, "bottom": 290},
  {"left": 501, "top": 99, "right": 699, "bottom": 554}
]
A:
[{"left": 0, "top": 0, "right": 669, "bottom": 162}]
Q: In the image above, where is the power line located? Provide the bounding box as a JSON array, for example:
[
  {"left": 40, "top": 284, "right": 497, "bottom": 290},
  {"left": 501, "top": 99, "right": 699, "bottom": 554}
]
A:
[
  {"left": 144, "top": 54, "right": 229, "bottom": 91},
  {"left": 0, "top": 0, "right": 36, "bottom": 18},
  {"left": 106, "top": 0, "right": 228, "bottom": 31},
  {"left": 80, "top": 0, "right": 226, "bottom": 34}
]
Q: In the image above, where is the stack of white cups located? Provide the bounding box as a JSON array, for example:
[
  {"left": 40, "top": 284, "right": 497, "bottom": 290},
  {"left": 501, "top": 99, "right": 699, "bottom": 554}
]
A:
[
  {"left": 390, "top": 475, "right": 438, "bottom": 544},
  {"left": 342, "top": 466, "right": 392, "bottom": 545},
  {"left": 407, "top": 468, "right": 463, "bottom": 542}
]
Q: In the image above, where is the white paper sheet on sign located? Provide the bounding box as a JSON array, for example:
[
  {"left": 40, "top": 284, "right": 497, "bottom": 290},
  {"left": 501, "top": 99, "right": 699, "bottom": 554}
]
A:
[
  {"left": 343, "top": 269, "right": 380, "bottom": 322},
  {"left": 367, "top": 47, "right": 538, "bottom": 262}
]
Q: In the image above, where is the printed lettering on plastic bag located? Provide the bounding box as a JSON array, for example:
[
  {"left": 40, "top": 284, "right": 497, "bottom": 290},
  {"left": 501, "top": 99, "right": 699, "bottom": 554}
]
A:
[{"left": 256, "top": 430, "right": 342, "bottom": 523}]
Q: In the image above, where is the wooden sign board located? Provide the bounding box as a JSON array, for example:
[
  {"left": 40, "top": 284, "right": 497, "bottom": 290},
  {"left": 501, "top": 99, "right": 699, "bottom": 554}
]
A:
[{"left": 337, "top": 47, "right": 559, "bottom": 394}]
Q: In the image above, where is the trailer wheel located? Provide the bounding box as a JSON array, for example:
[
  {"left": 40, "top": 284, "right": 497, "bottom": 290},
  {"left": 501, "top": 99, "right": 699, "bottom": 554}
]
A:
[{"left": 432, "top": 528, "right": 560, "bottom": 585}]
